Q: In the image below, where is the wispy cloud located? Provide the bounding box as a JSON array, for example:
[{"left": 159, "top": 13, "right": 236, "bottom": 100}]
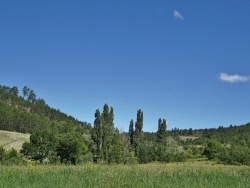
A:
[
  {"left": 219, "top": 72, "right": 250, "bottom": 83},
  {"left": 174, "top": 10, "right": 184, "bottom": 20}
]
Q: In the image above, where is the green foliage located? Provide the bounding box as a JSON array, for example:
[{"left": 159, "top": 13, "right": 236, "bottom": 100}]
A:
[
  {"left": 155, "top": 137, "right": 186, "bottom": 163},
  {"left": 21, "top": 131, "right": 57, "bottom": 163},
  {"left": 56, "top": 132, "right": 88, "bottom": 165},
  {"left": 2, "top": 84, "right": 250, "bottom": 166},
  {"left": 123, "top": 151, "right": 138, "bottom": 164},
  {"left": 91, "top": 104, "right": 117, "bottom": 163},
  {"left": 101, "top": 104, "right": 115, "bottom": 161},
  {"left": 5, "top": 148, "right": 19, "bottom": 159},
  {"left": 27, "top": 89, "right": 36, "bottom": 103},
  {"left": 136, "top": 143, "right": 149, "bottom": 163},
  {"left": 108, "top": 129, "right": 124, "bottom": 163},
  {"left": 0, "top": 146, "right": 6, "bottom": 162},
  {"left": 218, "top": 145, "right": 250, "bottom": 166},
  {"left": 203, "top": 139, "right": 222, "bottom": 160},
  {"left": 21, "top": 130, "right": 90, "bottom": 165},
  {"left": 22, "top": 86, "right": 30, "bottom": 98},
  {"left": 129, "top": 119, "right": 134, "bottom": 146},
  {"left": 168, "top": 123, "right": 250, "bottom": 148},
  {"left": 156, "top": 144, "right": 168, "bottom": 162},
  {"left": 9, "top": 86, "right": 18, "bottom": 96},
  {"left": 157, "top": 118, "right": 167, "bottom": 142},
  {"left": 1, "top": 148, "right": 25, "bottom": 165},
  {"left": 133, "top": 109, "right": 144, "bottom": 159},
  {"left": 0, "top": 85, "right": 90, "bottom": 134},
  {"left": 135, "top": 109, "right": 143, "bottom": 136},
  {"left": 92, "top": 109, "right": 102, "bottom": 161}
]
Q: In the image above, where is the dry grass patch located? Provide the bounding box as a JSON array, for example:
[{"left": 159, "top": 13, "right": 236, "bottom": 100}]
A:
[{"left": 0, "top": 130, "right": 30, "bottom": 151}]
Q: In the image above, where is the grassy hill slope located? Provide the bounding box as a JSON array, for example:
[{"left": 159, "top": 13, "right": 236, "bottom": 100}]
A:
[{"left": 0, "top": 130, "right": 30, "bottom": 151}]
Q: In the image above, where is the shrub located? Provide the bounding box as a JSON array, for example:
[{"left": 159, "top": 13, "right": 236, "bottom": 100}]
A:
[{"left": 2, "top": 148, "right": 26, "bottom": 166}]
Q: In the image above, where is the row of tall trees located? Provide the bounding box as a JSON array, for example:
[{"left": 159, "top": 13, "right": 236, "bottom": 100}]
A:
[
  {"left": 92, "top": 104, "right": 124, "bottom": 163},
  {"left": 126, "top": 109, "right": 186, "bottom": 163}
]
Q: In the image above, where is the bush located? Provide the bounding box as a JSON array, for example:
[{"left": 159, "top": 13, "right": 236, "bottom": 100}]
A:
[
  {"left": 203, "top": 139, "right": 222, "bottom": 160},
  {"left": 0, "top": 146, "right": 6, "bottom": 162},
  {"left": 1, "top": 148, "right": 26, "bottom": 166},
  {"left": 218, "top": 145, "right": 250, "bottom": 166},
  {"left": 124, "top": 151, "right": 138, "bottom": 164},
  {"left": 78, "top": 152, "right": 93, "bottom": 163}
]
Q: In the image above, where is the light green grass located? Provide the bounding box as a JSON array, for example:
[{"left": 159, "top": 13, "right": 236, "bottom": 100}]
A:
[
  {"left": 0, "top": 163, "right": 249, "bottom": 188},
  {"left": 0, "top": 130, "right": 30, "bottom": 151}
]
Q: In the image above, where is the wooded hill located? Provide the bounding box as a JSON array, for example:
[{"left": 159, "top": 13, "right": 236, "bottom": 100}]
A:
[
  {"left": 0, "top": 84, "right": 250, "bottom": 166},
  {"left": 0, "top": 85, "right": 91, "bottom": 133}
]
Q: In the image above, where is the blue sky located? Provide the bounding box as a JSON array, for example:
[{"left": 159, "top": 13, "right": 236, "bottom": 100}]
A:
[{"left": 1, "top": 1, "right": 250, "bottom": 132}]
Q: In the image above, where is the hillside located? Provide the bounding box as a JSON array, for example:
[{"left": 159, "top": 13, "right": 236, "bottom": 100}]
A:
[
  {"left": 0, "top": 130, "right": 30, "bottom": 151},
  {"left": 0, "top": 84, "right": 250, "bottom": 166},
  {"left": 0, "top": 85, "right": 91, "bottom": 134}
]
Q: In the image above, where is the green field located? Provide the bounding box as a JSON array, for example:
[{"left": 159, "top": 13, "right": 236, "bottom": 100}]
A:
[
  {"left": 0, "top": 162, "right": 249, "bottom": 188},
  {"left": 0, "top": 130, "right": 30, "bottom": 151},
  {"left": 0, "top": 131, "right": 249, "bottom": 187}
]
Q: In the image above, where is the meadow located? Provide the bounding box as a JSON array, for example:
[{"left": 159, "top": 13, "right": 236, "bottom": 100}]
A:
[
  {"left": 0, "top": 130, "right": 29, "bottom": 151},
  {"left": 0, "top": 162, "right": 249, "bottom": 188}
]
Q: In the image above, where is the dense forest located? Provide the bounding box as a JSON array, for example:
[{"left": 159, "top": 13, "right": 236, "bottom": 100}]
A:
[{"left": 0, "top": 84, "right": 250, "bottom": 166}]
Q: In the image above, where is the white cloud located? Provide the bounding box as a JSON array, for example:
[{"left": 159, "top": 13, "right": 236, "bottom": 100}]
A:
[
  {"left": 174, "top": 10, "right": 184, "bottom": 20},
  {"left": 219, "top": 72, "right": 250, "bottom": 83}
]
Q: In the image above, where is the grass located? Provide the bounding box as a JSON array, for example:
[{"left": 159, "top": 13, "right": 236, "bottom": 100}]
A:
[
  {"left": 0, "top": 162, "right": 249, "bottom": 188},
  {"left": 0, "top": 131, "right": 249, "bottom": 187},
  {"left": 180, "top": 136, "right": 199, "bottom": 141},
  {"left": 0, "top": 130, "right": 30, "bottom": 151}
]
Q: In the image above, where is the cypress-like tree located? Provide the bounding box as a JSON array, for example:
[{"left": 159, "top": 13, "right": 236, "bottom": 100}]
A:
[
  {"left": 92, "top": 109, "right": 102, "bottom": 161},
  {"left": 129, "top": 119, "right": 134, "bottom": 146},
  {"left": 101, "top": 104, "right": 114, "bottom": 161},
  {"left": 134, "top": 109, "right": 143, "bottom": 157},
  {"left": 157, "top": 118, "right": 167, "bottom": 142},
  {"left": 135, "top": 109, "right": 143, "bottom": 136}
]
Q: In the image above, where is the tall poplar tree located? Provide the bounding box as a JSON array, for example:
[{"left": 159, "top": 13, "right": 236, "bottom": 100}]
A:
[
  {"left": 157, "top": 118, "right": 167, "bottom": 142},
  {"left": 101, "top": 104, "right": 114, "bottom": 161},
  {"left": 129, "top": 119, "right": 134, "bottom": 146},
  {"left": 134, "top": 109, "right": 143, "bottom": 157},
  {"left": 92, "top": 104, "right": 115, "bottom": 162},
  {"left": 92, "top": 109, "right": 102, "bottom": 161},
  {"left": 135, "top": 109, "right": 143, "bottom": 136}
]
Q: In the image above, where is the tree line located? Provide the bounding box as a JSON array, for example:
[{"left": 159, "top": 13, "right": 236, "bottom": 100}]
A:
[{"left": 0, "top": 84, "right": 250, "bottom": 166}]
